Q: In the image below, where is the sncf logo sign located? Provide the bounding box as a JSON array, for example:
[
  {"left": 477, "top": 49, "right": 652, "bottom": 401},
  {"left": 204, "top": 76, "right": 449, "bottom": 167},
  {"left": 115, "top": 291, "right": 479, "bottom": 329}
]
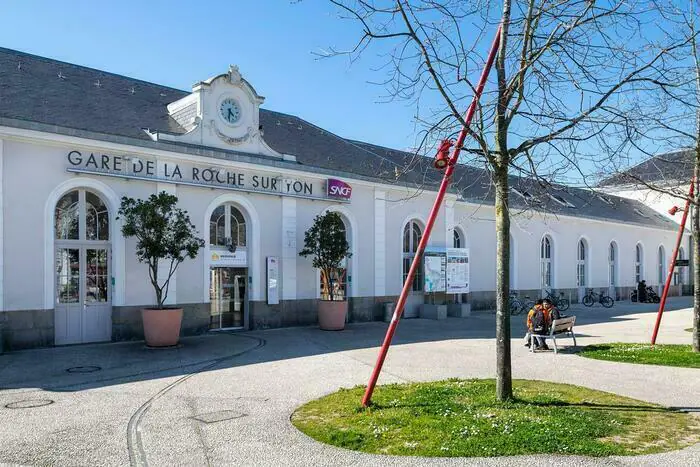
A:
[{"left": 327, "top": 178, "right": 352, "bottom": 199}]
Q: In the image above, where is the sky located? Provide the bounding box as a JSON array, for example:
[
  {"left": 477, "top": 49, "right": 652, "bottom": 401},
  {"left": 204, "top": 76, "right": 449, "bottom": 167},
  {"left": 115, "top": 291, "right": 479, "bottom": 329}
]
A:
[{"left": 0, "top": 0, "right": 420, "bottom": 151}]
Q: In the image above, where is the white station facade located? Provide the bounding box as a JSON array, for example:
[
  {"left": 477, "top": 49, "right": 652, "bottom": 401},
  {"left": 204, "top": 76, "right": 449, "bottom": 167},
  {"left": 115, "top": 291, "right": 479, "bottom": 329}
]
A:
[{"left": 0, "top": 47, "right": 687, "bottom": 350}]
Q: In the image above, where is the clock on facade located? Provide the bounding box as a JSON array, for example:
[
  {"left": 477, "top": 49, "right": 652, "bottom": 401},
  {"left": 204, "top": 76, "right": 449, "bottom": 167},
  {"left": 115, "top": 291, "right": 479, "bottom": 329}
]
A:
[{"left": 219, "top": 98, "right": 241, "bottom": 124}]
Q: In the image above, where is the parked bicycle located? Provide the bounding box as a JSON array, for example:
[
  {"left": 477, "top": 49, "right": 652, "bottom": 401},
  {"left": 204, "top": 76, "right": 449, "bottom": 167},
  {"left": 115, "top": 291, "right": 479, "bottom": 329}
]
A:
[
  {"left": 509, "top": 293, "right": 535, "bottom": 316},
  {"left": 543, "top": 290, "right": 570, "bottom": 312},
  {"left": 582, "top": 288, "right": 614, "bottom": 308}
]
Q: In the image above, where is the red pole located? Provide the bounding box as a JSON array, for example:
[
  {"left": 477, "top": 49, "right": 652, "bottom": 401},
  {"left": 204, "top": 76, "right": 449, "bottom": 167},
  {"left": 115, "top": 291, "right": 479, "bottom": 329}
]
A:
[
  {"left": 361, "top": 24, "right": 503, "bottom": 407},
  {"left": 650, "top": 179, "right": 695, "bottom": 347}
]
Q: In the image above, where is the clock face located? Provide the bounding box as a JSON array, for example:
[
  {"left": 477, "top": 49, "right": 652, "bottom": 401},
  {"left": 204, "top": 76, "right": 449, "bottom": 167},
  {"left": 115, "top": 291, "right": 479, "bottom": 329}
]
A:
[{"left": 219, "top": 98, "right": 241, "bottom": 124}]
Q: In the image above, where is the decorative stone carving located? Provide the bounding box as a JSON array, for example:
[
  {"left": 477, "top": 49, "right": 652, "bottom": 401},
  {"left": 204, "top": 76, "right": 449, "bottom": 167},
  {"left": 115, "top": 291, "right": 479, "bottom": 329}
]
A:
[
  {"left": 211, "top": 120, "right": 254, "bottom": 145},
  {"left": 228, "top": 65, "right": 242, "bottom": 85}
]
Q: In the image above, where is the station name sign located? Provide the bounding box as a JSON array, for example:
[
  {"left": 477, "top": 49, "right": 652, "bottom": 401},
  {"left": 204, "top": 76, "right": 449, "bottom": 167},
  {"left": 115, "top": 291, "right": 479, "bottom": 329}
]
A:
[{"left": 66, "top": 150, "right": 352, "bottom": 202}]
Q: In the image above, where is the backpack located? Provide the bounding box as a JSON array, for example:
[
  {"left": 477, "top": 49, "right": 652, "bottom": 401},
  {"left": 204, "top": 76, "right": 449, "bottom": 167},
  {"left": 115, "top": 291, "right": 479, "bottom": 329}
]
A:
[{"left": 531, "top": 308, "right": 547, "bottom": 332}]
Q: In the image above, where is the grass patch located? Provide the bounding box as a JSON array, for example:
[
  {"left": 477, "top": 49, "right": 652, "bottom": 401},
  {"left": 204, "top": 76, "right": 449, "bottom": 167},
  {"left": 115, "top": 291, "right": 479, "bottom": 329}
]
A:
[
  {"left": 580, "top": 343, "right": 700, "bottom": 368},
  {"left": 291, "top": 379, "right": 699, "bottom": 457}
]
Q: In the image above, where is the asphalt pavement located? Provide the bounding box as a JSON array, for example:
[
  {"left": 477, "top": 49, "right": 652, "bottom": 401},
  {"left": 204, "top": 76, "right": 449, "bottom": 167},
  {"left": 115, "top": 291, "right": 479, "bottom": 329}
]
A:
[{"left": 0, "top": 297, "right": 698, "bottom": 466}]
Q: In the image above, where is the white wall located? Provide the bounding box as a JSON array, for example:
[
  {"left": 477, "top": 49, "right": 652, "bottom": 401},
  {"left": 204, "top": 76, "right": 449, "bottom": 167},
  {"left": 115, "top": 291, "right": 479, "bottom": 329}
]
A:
[{"left": 1, "top": 136, "right": 685, "bottom": 314}]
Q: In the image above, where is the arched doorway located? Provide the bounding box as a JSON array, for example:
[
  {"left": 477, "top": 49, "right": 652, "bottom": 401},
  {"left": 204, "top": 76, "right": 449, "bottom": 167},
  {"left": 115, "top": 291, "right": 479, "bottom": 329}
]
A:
[
  {"left": 403, "top": 218, "right": 424, "bottom": 318},
  {"left": 317, "top": 214, "right": 351, "bottom": 301},
  {"left": 54, "top": 189, "right": 112, "bottom": 345},
  {"left": 208, "top": 203, "right": 248, "bottom": 330}
]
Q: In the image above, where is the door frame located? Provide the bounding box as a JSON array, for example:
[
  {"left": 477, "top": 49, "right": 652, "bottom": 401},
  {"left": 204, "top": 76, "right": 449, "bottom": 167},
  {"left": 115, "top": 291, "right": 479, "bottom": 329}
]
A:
[
  {"left": 209, "top": 266, "right": 249, "bottom": 331},
  {"left": 54, "top": 241, "right": 112, "bottom": 344}
]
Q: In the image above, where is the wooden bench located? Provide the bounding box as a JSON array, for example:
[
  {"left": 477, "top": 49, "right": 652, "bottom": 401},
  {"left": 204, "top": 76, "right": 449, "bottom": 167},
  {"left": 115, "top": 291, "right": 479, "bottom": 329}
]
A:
[{"left": 529, "top": 316, "right": 577, "bottom": 353}]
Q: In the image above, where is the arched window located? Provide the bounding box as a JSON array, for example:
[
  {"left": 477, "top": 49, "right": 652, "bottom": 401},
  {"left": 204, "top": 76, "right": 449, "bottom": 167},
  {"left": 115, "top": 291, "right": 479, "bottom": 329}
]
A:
[
  {"left": 576, "top": 239, "right": 587, "bottom": 287},
  {"left": 55, "top": 189, "right": 109, "bottom": 241},
  {"left": 403, "top": 220, "right": 423, "bottom": 292},
  {"left": 453, "top": 229, "right": 462, "bottom": 248},
  {"left": 658, "top": 245, "right": 665, "bottom": 284},
  {"left": 209, "top": 204, "right": 246, "bottom": 248},
  {"left": 635, "top": 244, "right": 644, "bottom": 283},
  {"left": 319, "top": 214, "right": 349, "bottom": 300},
  {"left": 540, "top": 236, "right": 552, "bottom": 289},
  {"left": 609, "top": 242, "right": 617, "bottom": 286},
  {"left": 54, "top": 189, "right": 110, "bottom": 308}
]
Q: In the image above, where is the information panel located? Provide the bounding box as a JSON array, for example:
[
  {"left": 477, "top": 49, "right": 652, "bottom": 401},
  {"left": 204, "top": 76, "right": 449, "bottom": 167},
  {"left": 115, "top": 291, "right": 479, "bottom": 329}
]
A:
[
  {"left": 447, "top": 248, "right": 470, "bottom": 294},
  {"left": 424, "top": 250, "right": 447, "bottom": 293},
  {"left": 266, "top": 256, "right": 280, "bottom": 305}
]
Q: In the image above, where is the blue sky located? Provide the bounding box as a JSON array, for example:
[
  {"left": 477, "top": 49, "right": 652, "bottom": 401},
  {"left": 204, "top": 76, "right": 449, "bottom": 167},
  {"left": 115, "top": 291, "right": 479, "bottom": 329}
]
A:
[{"left": 0, "top": 0, "right": 420, "bottom": 151}]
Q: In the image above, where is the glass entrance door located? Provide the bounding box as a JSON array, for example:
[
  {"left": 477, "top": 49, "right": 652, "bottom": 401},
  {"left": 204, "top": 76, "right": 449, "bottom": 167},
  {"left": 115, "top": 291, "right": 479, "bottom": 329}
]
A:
[{"left": 210, "top": 267, "right": 247, "bottom": 329}]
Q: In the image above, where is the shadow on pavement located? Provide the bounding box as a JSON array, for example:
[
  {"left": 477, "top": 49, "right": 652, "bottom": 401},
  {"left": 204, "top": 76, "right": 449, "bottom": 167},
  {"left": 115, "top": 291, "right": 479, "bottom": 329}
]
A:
[{"left": 0, "top": 297, "right": 692, "bottom": 394}]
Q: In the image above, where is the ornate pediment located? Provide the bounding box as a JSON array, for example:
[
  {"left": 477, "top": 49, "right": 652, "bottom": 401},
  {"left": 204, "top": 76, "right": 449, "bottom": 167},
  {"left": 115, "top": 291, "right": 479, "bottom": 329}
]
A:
[{"left": 146, "top": 65, "right": 281, "bottom": 158}]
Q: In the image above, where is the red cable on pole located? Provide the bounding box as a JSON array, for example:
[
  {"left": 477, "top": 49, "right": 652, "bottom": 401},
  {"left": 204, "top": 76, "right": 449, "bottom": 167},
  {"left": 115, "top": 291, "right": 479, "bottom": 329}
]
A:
[
  {"left": 650, "top": 179, "right": 695, "bottom": 347},
  {"left": 361, "top": 24, "right": 503, "bottom": 407}
]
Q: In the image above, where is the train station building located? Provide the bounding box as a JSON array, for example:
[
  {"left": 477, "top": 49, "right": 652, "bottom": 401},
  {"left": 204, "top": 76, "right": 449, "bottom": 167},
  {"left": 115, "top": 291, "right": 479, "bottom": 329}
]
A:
[{"left": 0, "top": 47, "right": 686, "bottom": 350}]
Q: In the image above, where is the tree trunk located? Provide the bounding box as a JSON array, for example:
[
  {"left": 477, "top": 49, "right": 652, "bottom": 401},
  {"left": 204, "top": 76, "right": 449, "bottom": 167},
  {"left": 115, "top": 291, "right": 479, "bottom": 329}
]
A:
[
  {"left": 694, "top": 149, "right": 700, "bottom": 352},
  {"left": 493, "top": 0, "right": 513, "bottom": 402},
  {"left": 494, "top": 165, "right": 512, "bottom": 400}
]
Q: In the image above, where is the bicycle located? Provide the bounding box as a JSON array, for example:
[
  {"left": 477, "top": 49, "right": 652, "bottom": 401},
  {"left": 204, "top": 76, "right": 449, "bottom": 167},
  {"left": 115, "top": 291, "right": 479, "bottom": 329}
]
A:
[
  {"left": 509, "top": 293, "right": 535, "bottom": 316},
  {"left": 582, "top": 288, "right": 614, "bottom": 308},
  {"left": 543, "top": 290, "right": 570, "bottom": 312}
]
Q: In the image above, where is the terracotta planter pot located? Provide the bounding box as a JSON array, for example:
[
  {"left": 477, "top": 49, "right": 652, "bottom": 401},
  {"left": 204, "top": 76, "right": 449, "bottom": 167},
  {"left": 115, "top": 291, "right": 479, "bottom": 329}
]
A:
[
  {"left": 141, "top": 308, "right": 183, "bottom": 347},
  {"left": 318, "top": 300, "right": 347, "bottom": 331}
]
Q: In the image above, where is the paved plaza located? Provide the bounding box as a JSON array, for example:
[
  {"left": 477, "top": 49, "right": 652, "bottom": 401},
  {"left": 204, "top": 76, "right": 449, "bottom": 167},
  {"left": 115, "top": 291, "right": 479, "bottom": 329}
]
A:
[{"left": 0, "top": 298, "right": 698, "bottom": 466}]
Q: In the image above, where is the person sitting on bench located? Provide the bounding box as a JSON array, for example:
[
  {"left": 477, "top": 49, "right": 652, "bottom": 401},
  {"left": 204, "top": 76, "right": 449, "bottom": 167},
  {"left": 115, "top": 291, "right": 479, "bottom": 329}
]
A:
[
  {"left": 524, "top": 300, "right": 550, "bottom": 350},
  {"left": 543, "top": 298, "right": 564, "bottom": 320}
]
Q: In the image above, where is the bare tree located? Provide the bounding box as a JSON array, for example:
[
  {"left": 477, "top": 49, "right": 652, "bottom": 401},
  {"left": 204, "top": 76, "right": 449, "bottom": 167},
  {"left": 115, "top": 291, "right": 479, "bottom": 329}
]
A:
[
  {"left": 594, "top": 2, "right": 700, "bottom": 352},
  {"left": 326, "top": 0, "right": 690, "bottom": 399}
]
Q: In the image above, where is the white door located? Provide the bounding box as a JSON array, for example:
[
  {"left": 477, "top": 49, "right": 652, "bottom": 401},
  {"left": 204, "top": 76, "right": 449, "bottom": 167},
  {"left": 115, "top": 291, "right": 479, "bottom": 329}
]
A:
[{"left": 55, "top": 245, "right": 111, "bottom": 345}]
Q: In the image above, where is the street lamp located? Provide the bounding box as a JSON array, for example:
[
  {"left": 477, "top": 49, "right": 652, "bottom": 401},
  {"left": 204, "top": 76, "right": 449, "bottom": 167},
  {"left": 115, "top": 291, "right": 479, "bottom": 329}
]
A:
[{"left": 433, "top": 139, "right": 454, "bottom": 170}]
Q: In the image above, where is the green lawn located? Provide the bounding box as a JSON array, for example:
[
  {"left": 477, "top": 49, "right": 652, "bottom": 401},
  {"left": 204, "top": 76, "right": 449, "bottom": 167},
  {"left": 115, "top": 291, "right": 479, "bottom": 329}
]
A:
[
  {"left": 579, "top": 343, "right": 700, "bottom": 368},
  {"left": 291, "top": 379, "right": 699, "bottom": 457}
]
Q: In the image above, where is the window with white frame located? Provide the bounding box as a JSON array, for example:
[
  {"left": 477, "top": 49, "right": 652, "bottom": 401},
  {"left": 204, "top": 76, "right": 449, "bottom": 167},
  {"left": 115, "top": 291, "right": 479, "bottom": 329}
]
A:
[
  {"left": 658, "top": 245, "right": 665, "bottom": 284},
  {"left": 403, "top": 220, "right": 423, "bottom": 292},
  {"left": 540, "top": 236, "right": 552, "bottom": 289},
  {"left": 577, "top": 239, "right": 587, "bottom": 287},
  {"left": 453, "top": 229, "right": 462, "bottom": 248},
  {"left": 635, "top": 244, "right": 643, "bottom": 283},
  {"left": 609, "top": 242, "right": 617, "bottom": 286},
  {"left": 676, "top": 247, "right": 686, "bottom": 285},
  {"left": 55, "top": 190, "right": 109, "bottom": 241},
  {"left": 209, "top": 204, "right": 246, "bottom": 248}
]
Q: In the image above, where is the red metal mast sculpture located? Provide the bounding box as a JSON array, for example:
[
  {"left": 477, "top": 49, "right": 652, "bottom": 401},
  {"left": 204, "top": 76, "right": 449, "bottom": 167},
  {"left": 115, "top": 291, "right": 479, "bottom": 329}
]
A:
[
  {"left": 651, "top": 179, "right": 695, "bottom": 347},
  {"left": 361, "top": 24, "right": 503, "bottom": 407}
]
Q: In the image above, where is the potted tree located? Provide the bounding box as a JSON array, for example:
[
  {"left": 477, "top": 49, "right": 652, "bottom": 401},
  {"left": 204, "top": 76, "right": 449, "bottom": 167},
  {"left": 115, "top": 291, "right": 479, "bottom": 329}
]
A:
[
  {"left": 118, "top": 192, "right": 205, "bottom": 347},
  {"left": 299, "top": 212, "right": 352, "bottom": 330}
]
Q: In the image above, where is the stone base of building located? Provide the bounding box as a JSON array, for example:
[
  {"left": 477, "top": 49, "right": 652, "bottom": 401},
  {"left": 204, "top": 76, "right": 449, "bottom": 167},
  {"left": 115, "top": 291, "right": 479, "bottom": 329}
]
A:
[{"left": 0, "top": 286, "right": 693, "bottom": 351}]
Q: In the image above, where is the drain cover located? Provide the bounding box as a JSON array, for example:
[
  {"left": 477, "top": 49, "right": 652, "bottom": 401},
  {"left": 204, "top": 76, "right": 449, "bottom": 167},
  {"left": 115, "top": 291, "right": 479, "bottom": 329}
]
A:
[
  {"left": 66, "top": 366, "right": 102, "bottom": 373},
  {"left": 5, "top": 399, "right": 54, "bottom": 409},
  {"left": 192, "top": 410, "right": 247, "bottom": 424}
]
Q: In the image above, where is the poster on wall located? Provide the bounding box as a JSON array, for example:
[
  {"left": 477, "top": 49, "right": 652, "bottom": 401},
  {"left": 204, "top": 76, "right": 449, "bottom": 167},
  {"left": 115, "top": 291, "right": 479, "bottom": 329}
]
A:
[
  {"left": 424, "top": 249, "right": 447, "bottom": 293},
  {"left": 447, "top": 248, "right": 470, "bottom": 294},
  {"left": 266, "top": 256, "right": 279, "bottom": 305},
  {"left": 210, "top": 249, "right": 247, "bottom": 267}
]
